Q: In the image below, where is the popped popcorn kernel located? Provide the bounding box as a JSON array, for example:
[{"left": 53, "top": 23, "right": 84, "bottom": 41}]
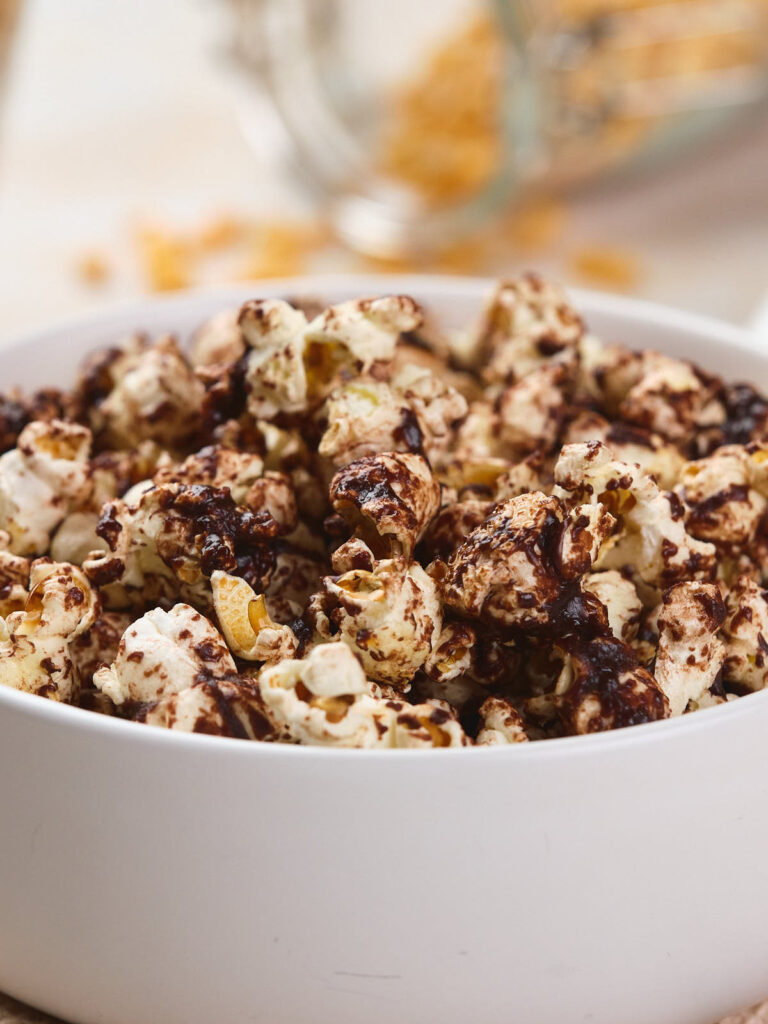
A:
[
  {"left": 329, "top": 451, "right": 441, "bottom": 557},
  {"left": 0, "top": 560, "right": 99, "bottom": 702},
  {"left": 722, "top": 575, "right": 768, "bottom": 694},
  {"left": 212, "top": 570, "right": 297, "bottom": 664},
  {"left": 554, "top": 636, "right": 669, "bottom": 735},
  {"left": 441, "top": 492, "right": 613, "bottom": 629},
  {"left": 311, "top": 557, "right": 442, "bottom": 689},
  {"left": 654, "top": 581, "right": 726, "bottom": 716},
  {"left": 94, "top": 603, "right": 236, "bottom": 707},
  {"left": 476, "top": 696, "right": 529, "bottom": 745},
  {"left": 0, "top": 419, "right": 92, "bottom": 556}
]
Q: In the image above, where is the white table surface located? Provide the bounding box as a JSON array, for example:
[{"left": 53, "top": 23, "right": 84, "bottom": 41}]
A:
[{"left": 0, "top": 0, "right": 767, "bottom": 342}]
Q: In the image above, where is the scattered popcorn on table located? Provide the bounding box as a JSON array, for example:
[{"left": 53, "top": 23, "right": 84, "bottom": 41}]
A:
[
  {"left": 75, "top": 251, "right": 111, "bottom": 287},
  {"left": 3, "top": 275, "right": 768, "bottom": 747},
  {"left": 569, "top": 246, "right": 641, "bottom": 292}
]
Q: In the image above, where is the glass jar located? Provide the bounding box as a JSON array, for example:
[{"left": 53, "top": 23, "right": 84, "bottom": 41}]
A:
[{"left": 226, "top": 0, "right": 768, "bottom": 257}]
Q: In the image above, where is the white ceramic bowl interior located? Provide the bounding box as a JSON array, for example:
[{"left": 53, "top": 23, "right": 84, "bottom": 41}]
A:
[{"left": 1, "top": 275, "right": 767, "bottom": 1024}]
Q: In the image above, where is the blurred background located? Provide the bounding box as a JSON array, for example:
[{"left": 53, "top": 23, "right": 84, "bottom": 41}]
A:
[{"left": 0, "top": 0, "right": 767, "bottom": 343}]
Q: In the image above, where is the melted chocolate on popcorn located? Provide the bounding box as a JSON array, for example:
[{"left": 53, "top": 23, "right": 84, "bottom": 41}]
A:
[{"left": 8, "top": 276, "right": 768, "bottom": 744}]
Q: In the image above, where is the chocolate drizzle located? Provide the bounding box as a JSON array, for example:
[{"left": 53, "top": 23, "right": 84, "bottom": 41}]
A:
[{"left": 393, "top": 407, "right": 425, "bottom": 457}]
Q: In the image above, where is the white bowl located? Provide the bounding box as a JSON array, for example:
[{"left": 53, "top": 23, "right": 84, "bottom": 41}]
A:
[{"left": 1, "top": 276, "right": 766, "bottom": 1024}]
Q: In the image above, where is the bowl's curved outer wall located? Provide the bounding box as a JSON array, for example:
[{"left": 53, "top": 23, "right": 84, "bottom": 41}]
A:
[{"left": 1, "top": 276, "right": 767, "bottom": 1024}]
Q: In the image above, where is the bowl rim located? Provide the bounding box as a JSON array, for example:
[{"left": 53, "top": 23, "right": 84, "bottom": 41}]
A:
[
  {"left": 0, "top": 272, "right": 765, "bottom": 762},
  {"left": 0, "top": 272, "right": 760, "bottom": 356}
]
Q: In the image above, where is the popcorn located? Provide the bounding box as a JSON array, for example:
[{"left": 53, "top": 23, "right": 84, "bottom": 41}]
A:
[
  {"left": 0, "top": 393, "right": 29, "bottom": 454},
  {"left": 311, "top": 558, "right": 442, "bottom": 688},
  {"left": 473, "top": 274, "right": 583, "bottom": 384},
  {"left": 680, "top": 446, "right": 767, "bottom": 552},
  {"left": 476, "top": 696, "right": 529, "bottom": 744},
  {"left": 304, "top": 294, "right": 422, "bottom": 369},
  {"left": 497, "top": 365, "right": 567, "bottom": 455},
  {"left": 329, "top": 452, "right": 440, "bottom": 556},
  {"left": 0, "top": 560, "right": 99, "bottom": 702},
  {"left": 51, "top": 511, "right": 107, "bottom": 566},
  {"left": 564, "top": 411, "right": 683, "bottom": 490},
  {"left": 153, "top": 446, "right": 298, "bottom": 533},
  {"left": 422, "top": 498, "right": 492, "bottom": 560},
  {"left": 635, "top": 603, "right": 662, "bottom": 666},
  {"left": 441, "top": 492, "right": 615, "bottom": 629},
  {"left": 319, "top": 371, "right": 467, "bottom": 468},
  {"left": 744, "top": 441, "right": 768, "bottom": 496},
  {"left": 153, "top": 445, "right": 264, "bottom": 501},
  {"left": 390, "top": 701, "right": 468, "bottom": 748},
  {"left": 94, "top": 604, "right": 236, "bottom": 706},
  {"left": 83, "top": 483, "right": 280, "bottom": 608},
  {"left": 699, "top": 384, "right": 768, "bottom": 454},
  {"left": 554, "top": 441, "right": 716, "bottom": 593},
  {"left": 256, "top": 423, "right": 326, "bottom": 521},
  {"left": 89, "top": 441, "right": 172, "bottom": 506},
  {"left": 388, "top": 365, "right": 468, "bottom": 464},
  {"left": 453, "top": 400, "right": 506, "bottom": 463},
  {"left": 494, "top": 452, "right": 553, "bottom": 499},
  {"left": 654, "top": 582, "right": 726, "bottom": 716},
  {"left": 560, "top": 504, "right": 618, "bottom": 579},
  {"left": 259, "top": 642, "right": 465, "bottom": 747},
  {"left": 241, "top": 294, "right": 421, "bottom": 420},
  {"left": 71, "top": 610, "right": 132, "bottom": 686},
  {"left": 721, "top": 575, "right": 768, "bottom": 693},
  {"left": 241, "top": 299, "right": 310, "bottom": 419},
  {"left": 0, "top": 419, "right": 92, "bottom": 556},
  {"left": 581, "top": 571, "right": 642, "bottom": 642},
  {"left": 441, "top": 458, "right": 512, "bottom": 496},
  {"left": 0, "top": 533, "right": 30, "bottom": 617},
  {"left": 7, "top": 279, "right": 767, "bottom": 748},
  {"left": 190, "top": 308, "right": 244, "bottom": 368},
  {"left": 265, "top": 545, "right": 327, "bottom": 623},
  {"left": 423, "top": 621, "right": 477, "bottom": 683},
  {"left": 84, "top": 335, "right": 205, "bottom": 449},
  {"left": 686, "top": 689, "right": 731, "bottom": 712},
  {"left": 410, "top": 671, "right": 487, "bottom": 716},
  {"left": 330, "top": 537, "right": 376, "bottom": 574},
  {"left": 0, "top": 388, "right": 82, "bottom": 455},
  {"left": 576, "top": 336, "right": 643, "bottom": 416},
  {"left": 319, "top": 380, "right": 416, "bottom": 466},
  {"left": 136, "top": 673, "right": 275, "bottom": 740},
  {"left": 554, "top": 636, "right": 669, "bottom": 734},
  {"left": 211, "top": 571, "right": 297, "bottom": 663},
  {"left": 619, "top": 352, "right": 725, "bottom": 444},
  {"left": 258, "top": 642, "right": 393, "bottom": 747}
]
